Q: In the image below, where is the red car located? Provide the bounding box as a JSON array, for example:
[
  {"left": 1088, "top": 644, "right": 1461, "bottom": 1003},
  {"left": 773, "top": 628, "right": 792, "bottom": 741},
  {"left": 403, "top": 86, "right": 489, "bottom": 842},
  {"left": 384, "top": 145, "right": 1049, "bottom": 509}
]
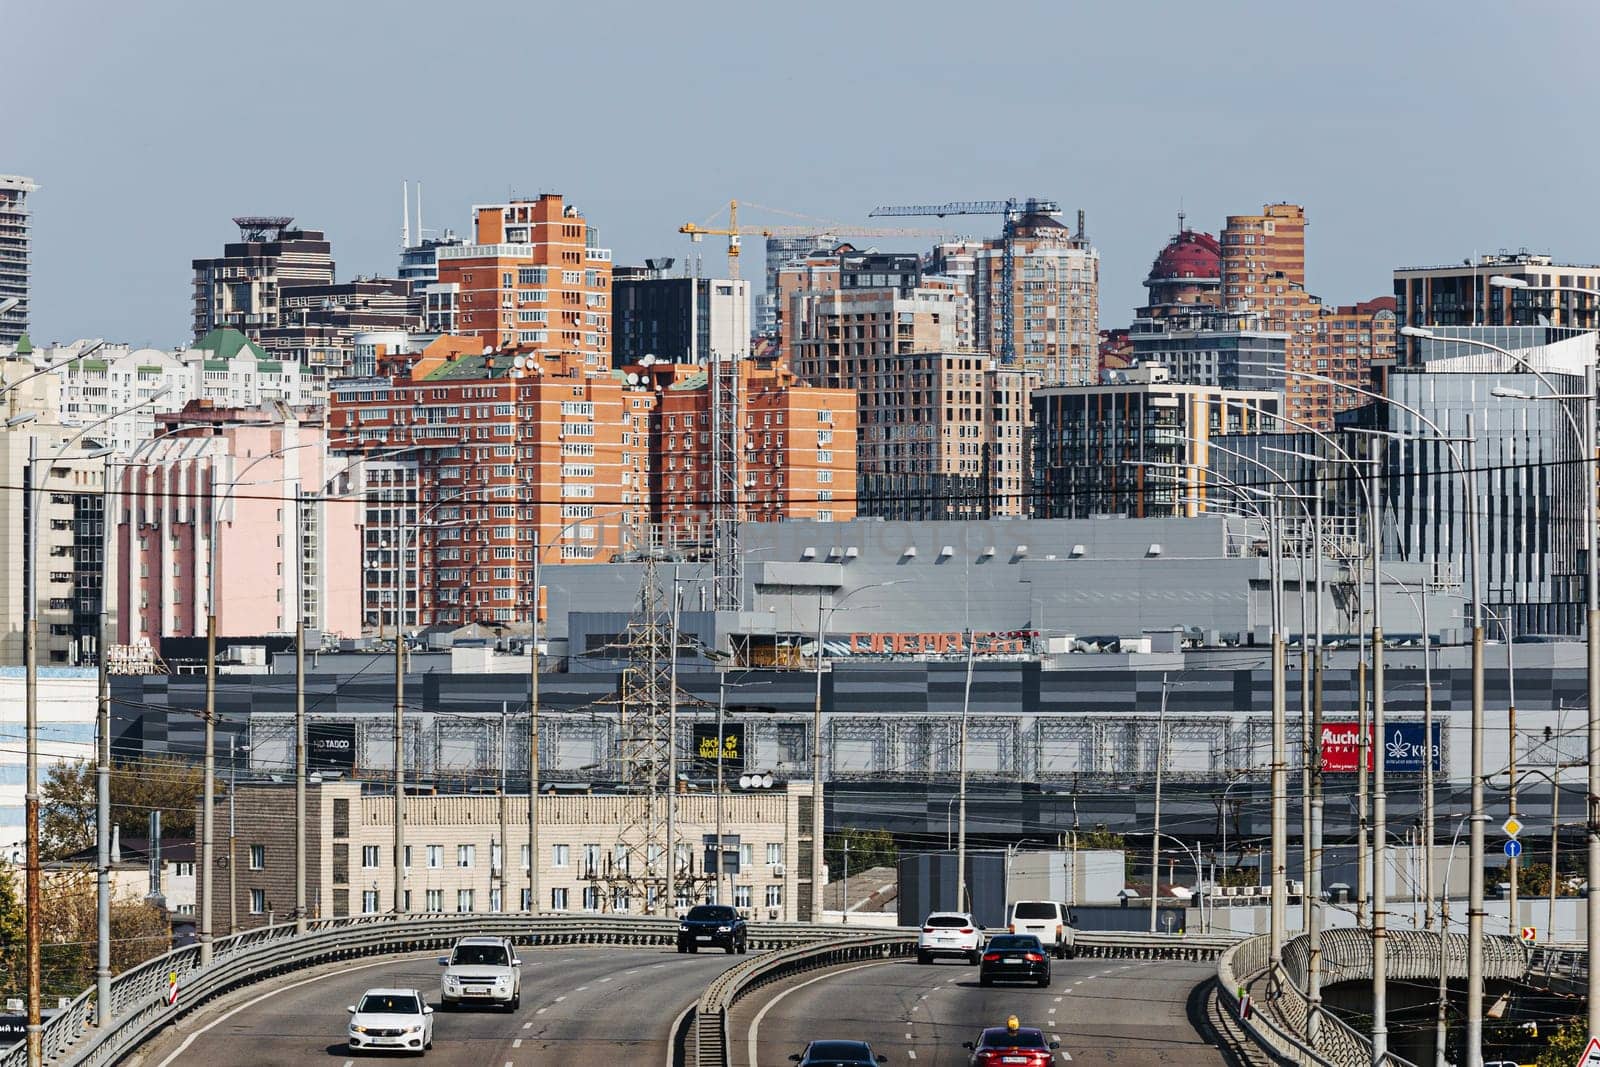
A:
[{"left": 963, "top": 1017, "right": 1059, "bottom": 1067}]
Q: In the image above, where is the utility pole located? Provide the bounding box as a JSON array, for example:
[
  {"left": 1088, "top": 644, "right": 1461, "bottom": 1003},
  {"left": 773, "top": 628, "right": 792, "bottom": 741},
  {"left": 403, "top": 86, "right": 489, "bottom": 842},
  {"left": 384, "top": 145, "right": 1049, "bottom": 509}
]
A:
[
  {"left": 200, "top": 464, "right": 218, "bottom": 965},
  {"left": 841, "top": 836, "right": 850, "bottom": 924},
  {"left": 956, "top": 628, "right": 974, "bottom": 914},
  {"left": 1269, "top": 495, "right": 1287, "bottom": 968},
  {"left": 529, "top": 530, "right": 541, "bottom": 914},
  {"left": 811, "top": 598, "right": 826, "bottom": 920},
  {"left": 95, "top": 457, "right": 113, "bottom": 1025},
  {"left": 1369, "top": 437, "right": 1389, "bottom": 1064},
  {"left": 1150, "top": 674, "right": 1169, "bottom": 934},
  {"left": 1307, "top": 485, "right": 1324, "bottom": 1045},
  {"left": 228, "top": 735, "right": 239, "bottom": 936},
  {"left": 1505, "top": 617, "right": 1518, "bottom": 937},
  {"left": 499, "top": 702, "right": 509, "bottom": 912},
  {"left": 715, "top": 669, "right": 727, "bottom": 906},
  {"left": 666, "top": 567, "right": 681, "bottom": 913},
  {"left": 392, "top": 527, "right": 406, "bottom": 914},
  {"left": 294, "top": 498, "right": 307, "bottom": 934}
]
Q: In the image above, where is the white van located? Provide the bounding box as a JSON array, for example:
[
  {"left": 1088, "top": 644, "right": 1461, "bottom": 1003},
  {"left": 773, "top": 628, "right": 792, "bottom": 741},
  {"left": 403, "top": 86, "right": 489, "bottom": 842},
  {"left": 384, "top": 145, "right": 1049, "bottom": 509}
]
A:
[{"left": 1006, "top": 900, "right": 1077, "bottom": 959}]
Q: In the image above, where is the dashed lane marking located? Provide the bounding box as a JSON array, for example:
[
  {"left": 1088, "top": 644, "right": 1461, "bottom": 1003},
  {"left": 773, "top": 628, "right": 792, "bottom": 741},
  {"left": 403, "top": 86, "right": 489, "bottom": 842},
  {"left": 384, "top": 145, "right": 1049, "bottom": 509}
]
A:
[
  {"left": 908, "top": 1053, "right": 917, "bottom": 1060},
  {"left": 749, "top": 961, "right": 897, "bottom": 1067},
  {"left": 1053, "top": 996, "right": 1062, "bottom": 1003},
  {"left": 575, "top": 986, "right": 589, "bottom": 992},
  {"left": 599, "top": 977, "right": 613, "bottom": 983},
  {"left": 535, "top": 1009, "right": 547, "bottom": 1015},
  {"left": 905, "top": 1033, "right": 913, "bottom": 1040},
  {"left": 555, "top": 995, "right": 567, "bottom": 1002},
  {"left": 513, "top": 1039, "right": 523, "bottom": 1048}
]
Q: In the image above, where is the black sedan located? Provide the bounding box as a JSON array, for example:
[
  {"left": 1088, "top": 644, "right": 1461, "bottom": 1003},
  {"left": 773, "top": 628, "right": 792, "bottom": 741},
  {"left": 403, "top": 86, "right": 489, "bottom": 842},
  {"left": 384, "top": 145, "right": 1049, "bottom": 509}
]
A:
[
  {"left": 789, "top": 1040, "right": 890, "bottom": 1067},
  {"left": 979, "top": 934, "right": 1052, "bottom": 988}
]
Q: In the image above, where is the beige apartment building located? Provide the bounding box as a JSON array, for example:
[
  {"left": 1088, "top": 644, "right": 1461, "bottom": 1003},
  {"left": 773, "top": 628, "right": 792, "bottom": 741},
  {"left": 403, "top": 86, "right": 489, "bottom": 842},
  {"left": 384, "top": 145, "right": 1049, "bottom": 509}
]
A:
[{"left": 207, "top": 780, "right": 816, "bottom": 929}]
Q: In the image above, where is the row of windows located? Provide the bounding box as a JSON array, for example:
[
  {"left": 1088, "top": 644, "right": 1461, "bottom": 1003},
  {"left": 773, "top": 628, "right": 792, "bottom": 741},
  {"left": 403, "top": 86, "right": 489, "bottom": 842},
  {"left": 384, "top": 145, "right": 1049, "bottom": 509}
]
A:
[{"left": 345, "top": 842, "right": 787, "bottom": 870}]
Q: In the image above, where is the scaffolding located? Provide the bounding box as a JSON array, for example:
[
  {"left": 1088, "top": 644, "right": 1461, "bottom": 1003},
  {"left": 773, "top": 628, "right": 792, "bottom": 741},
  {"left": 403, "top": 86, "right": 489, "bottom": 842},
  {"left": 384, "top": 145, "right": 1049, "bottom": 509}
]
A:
[{"left": 709, "top": 354, "right": 742, "bottom": 611}]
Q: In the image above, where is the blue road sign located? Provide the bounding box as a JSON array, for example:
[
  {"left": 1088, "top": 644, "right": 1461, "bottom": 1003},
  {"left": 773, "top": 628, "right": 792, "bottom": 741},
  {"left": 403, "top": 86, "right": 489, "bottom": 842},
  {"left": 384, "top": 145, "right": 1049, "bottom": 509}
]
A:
[{"left": 1505, "top": 839, "right": 1523, "bottom": 859}]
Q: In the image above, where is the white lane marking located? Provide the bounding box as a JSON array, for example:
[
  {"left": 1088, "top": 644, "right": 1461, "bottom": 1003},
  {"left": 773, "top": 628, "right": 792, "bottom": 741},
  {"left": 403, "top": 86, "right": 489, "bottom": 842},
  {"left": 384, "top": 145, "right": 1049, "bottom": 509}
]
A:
[
  {"left": 504, "top": 1061, "right": 514, "bottom": 1067},
  {"left": 1059, "top": 1053, "right": 1072, "bottom": 1062},
  {"left": 575, "top": 985, "right": 589, "bottom": 992},
  {"left": 908, "top": 1053, "right": 917, "bottom": 1061},
  {"left": 151, "top": 951, "right": 435, "bottom": 1067},
  {"left": 905, "top": 1033, "right": 913, "bottom": 1040},
  {"left": 911, "top": 1005, "right": 919, "bottom": 1012},
  {"left": 626, "top": 968, "right": 640, "bottom": 975},
  {"left": 513, "top": 1039, "right": 523, "bottom": 1048},
  {"left": 1047, "top": 1007, "right": 1056, "bottom": 1015},
  {"left": 748, "top": 961, "right": 895, "bottom": 1067},
  {"left": 1053, "top": 996, "right": 1062, "bottom": 1003},
  {"left": 536, "top": 1008, "right": 548, "bottom": 1015},
  {"left": 599, "top": 976, "right": 613, "bottom": 983},
  {"left": 555, "top": 995, "right": 567, "bottom": 1002},
  {"left": 342, "top": 1061, "right": 354, "bottom": 1067}
]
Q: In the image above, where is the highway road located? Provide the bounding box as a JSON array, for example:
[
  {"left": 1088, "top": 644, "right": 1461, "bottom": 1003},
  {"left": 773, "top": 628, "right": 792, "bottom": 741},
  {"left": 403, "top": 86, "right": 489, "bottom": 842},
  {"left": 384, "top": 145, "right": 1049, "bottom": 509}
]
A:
[
  {"left": 732, "top": 955, "right": 1226, "bottom": 1067},
  {"left": 133, "top": 944, "right": 738, "bottom": 1066}
]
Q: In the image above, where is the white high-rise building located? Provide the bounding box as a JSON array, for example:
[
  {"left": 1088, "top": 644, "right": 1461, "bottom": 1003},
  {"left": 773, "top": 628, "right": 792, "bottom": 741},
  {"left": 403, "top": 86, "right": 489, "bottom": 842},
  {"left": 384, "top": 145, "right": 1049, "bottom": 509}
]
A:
[{"left": 0, "top": 175, "right": 38, "bottom": 345}]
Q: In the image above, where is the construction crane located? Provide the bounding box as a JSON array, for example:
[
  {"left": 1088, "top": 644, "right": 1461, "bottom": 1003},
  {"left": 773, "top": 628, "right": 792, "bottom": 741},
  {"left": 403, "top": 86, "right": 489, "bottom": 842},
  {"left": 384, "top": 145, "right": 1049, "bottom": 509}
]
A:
[
  {"left": 867, "top": 197, "right": 1062, "bottom": 364},
  {"left": 677, "top": 200, "right": 947, "bottom": 281}
]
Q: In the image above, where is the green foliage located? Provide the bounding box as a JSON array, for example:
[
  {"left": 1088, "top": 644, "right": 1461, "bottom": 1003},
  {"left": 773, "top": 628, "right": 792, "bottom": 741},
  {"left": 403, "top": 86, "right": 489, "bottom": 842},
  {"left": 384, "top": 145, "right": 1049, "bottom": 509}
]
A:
[
  {"left": 0, "top": 865, "right": 169, "bottom": 1003},
  {"left": 1072, "top": 825, "right": 1124, "bottom": 850},
  {"left": 826, "top": 828, "right": 898, "bottom": 878},
  {"left": 0, "top": 860, "right": 23, "bottom": 1000},
  {"left": 40, "top": 756, "right": 216, "bottom": 860},
  {"left": 1534, "top": 1014, "right": 1586, "bottom": 1067}
]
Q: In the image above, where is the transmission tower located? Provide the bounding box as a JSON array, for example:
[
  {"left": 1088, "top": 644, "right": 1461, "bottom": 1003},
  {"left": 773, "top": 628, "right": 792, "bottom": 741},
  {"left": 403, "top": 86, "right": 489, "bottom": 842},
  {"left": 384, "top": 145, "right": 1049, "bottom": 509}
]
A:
[
  {"left": 591, "top": 556, "right": 717, "bottom": 913},
  {"left": 709, "top": 353, "right": 743, "bottom": 611}
]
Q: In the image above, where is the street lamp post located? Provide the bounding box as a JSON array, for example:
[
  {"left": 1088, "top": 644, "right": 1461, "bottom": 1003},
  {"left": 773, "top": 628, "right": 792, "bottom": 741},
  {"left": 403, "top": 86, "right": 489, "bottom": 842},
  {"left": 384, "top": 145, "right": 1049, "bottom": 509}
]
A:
[
  {"left": 22, "top": 387, "right": 162, "bottom": 1066},
  {"left": 811, "top": 581, "right": 906, "bottom": 919}
]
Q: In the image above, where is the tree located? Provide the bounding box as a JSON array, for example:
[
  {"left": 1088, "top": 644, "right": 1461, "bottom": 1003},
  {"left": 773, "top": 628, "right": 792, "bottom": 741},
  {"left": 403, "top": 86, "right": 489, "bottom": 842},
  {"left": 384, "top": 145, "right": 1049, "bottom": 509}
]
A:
[
  {"left": 1534, "top": 1015, "right": 1585, "bottom": 1067},
  {"left": 1072, "top": 825, "right": 1125, "bottom": 851},
  {"left": 826, "top": 828, "right": 897, "bottom": 879},
  {"left": 39, "top": 756, "right": 216, "bottom": 860},
  {"left": 0, "top": 860, "right": 23, "bottom": 1001}
]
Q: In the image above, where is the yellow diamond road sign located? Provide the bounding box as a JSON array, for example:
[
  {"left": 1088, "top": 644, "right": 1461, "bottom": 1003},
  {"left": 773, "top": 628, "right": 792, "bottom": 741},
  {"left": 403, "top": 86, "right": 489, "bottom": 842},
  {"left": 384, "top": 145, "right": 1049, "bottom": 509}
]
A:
[{"left": 1503, "top": 817, "right": 1523, "bottom": 838}]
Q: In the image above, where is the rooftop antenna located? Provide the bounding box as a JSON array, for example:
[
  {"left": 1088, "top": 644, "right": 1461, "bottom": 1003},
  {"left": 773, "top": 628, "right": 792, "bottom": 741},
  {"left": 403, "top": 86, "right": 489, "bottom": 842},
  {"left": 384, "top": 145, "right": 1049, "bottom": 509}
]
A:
[
  {"left": 1177, "top": 206, "right": 1186, "bottom": 234},
  {"left": 417, "top": 181, "right": 424, "bottom": 243},
  {"left": 402, "top": 181, "right": 411, "bottom": 250}
]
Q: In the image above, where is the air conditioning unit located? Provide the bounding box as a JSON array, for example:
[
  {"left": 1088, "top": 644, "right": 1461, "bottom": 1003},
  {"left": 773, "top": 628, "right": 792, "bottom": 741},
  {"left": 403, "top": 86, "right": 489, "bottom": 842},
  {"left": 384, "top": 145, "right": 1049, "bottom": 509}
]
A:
[
  {"left": 772, "top": 863, "right": 785, "bottom": 877},
  {"left": 767, "top": 907, "right": 780, "bottom": 920}
]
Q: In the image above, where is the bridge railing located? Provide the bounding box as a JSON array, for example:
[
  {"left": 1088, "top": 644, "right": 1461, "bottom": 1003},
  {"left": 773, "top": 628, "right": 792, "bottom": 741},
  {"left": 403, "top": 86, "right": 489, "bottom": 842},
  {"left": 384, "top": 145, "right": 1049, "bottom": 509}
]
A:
[
  {"left": 689, "top": 929, "right": 1245, "bottom": 1067},
  {"left": 6, "top": 913, "right": 851, "bottom": 1067}
]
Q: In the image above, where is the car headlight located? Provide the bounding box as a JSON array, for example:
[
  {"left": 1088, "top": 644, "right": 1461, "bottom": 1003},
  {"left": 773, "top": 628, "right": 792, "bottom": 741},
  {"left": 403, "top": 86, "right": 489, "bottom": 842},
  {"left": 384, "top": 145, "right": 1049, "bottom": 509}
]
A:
[
  {"left": 718, "top": 925, "right": 731, "bottom": 932},
  {"left": 403, "top": 1024, "right": 424, "bottom": 1034},
  {"left": 351, "top": 1025, "right": 368, "bottom": 1034}
]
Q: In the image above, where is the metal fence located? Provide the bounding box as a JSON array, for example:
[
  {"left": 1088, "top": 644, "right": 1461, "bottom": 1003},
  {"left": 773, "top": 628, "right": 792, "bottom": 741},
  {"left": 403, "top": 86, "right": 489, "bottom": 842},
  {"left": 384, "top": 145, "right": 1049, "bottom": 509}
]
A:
[{"left": 5, "top": 913, "right": 848, "bottom": 1067}]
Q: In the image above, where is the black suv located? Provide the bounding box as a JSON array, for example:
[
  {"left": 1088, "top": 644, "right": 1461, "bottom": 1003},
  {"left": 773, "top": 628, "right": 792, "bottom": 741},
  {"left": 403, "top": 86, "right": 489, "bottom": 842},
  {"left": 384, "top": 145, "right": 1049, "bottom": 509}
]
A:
[{"left": 677, "top": 904, "right": 748, "bottom": 954}]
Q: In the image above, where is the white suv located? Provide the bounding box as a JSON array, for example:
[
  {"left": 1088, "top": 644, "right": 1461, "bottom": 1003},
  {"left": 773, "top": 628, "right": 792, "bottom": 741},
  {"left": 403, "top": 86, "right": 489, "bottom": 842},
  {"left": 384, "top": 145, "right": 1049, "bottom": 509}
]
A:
[
  {"left": 917, "top": 911, "right": 983, "bottom": 965},
  {"left": 1006, "top": 901, "right": 1077, "bottom": 959},
  {"left": 438, "top": 935, "right": 522, "bottom": 1010}
]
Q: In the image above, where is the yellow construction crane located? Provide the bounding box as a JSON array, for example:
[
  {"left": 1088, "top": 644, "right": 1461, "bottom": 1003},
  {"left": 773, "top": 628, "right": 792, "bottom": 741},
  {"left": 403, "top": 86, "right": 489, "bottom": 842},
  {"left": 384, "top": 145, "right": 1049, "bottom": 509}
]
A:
[{"left": 677, "top": 200, "right": 949, "bottom": 281}]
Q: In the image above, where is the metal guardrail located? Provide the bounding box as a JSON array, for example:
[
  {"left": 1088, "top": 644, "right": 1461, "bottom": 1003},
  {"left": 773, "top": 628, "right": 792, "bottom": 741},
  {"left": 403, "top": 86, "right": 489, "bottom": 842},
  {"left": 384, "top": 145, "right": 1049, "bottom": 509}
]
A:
[
  {"left": 3, "top": 914, "right": 849, "bottom": 1067},
  {"left": 1219, "top": 930, "right": 1535, "bottom": 1067},
  {"left": 686, "top": 929, "right": 1245, "bottom": 1067}
]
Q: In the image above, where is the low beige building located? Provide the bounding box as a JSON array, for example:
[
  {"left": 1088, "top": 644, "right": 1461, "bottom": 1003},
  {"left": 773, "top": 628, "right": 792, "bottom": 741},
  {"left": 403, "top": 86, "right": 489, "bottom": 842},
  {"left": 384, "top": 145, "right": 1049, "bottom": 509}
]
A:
[{"left": 205, "top": 780, "right": 817, "bottom": 929}]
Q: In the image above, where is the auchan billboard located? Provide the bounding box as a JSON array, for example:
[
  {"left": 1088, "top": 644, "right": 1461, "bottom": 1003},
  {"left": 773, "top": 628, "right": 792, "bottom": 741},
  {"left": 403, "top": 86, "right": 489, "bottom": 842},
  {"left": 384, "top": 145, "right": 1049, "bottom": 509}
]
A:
[{"left": 1321, "top": 722, "right": 1441, "bottom": 773}]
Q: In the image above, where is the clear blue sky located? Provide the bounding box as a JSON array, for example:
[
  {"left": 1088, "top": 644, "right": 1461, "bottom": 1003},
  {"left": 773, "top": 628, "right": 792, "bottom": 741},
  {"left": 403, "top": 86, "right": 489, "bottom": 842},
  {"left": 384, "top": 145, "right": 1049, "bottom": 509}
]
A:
[{"left": 10, "top": 0, "right": 1600, "bottom": 347}]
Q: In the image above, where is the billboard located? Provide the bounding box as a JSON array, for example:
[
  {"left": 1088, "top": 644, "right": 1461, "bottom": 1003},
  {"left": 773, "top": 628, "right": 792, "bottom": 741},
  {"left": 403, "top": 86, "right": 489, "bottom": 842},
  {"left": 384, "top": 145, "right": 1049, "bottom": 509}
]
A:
[
  {"left": 308, "top": 721, "right": 357, "bottom": 772},
  {"left": 691, "top": 722, "right": 745, "bottom": 774},
  {"left": 1321, "top": 722, "right": 1441, "bottom": 773}
]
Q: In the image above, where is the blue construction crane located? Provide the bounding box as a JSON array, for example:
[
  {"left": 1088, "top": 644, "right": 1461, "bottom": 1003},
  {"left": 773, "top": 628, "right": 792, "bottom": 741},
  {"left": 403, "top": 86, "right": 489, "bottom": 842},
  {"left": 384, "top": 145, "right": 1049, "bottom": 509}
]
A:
[{"left": 867, "top": 198, "right": 1062, "bottom": 363}]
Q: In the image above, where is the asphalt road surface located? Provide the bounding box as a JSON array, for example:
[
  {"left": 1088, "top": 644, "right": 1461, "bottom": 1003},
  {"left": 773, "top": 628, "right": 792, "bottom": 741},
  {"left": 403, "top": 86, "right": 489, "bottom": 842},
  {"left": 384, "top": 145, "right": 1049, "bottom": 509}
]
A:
[
  {"left": 732, "top": 955, "right": 1226, "bottom": 1067},
  {"left": 135, "top": 944, "right": 738, "bottom": 1066}
]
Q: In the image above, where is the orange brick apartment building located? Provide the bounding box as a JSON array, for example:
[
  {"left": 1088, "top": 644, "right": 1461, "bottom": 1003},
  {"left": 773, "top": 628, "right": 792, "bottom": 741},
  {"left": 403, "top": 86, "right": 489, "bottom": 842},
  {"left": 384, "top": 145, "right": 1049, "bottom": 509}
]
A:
[{"left": 331, "top": 338, "right": 855, "bottom": 629}]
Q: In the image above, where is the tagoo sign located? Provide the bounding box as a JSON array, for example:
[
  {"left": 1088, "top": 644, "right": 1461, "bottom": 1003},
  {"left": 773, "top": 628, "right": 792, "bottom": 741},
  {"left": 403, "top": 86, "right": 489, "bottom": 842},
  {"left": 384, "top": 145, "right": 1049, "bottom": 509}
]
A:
[{"left": 1320, "top": 722, "right": 1441, "bottom": 773}]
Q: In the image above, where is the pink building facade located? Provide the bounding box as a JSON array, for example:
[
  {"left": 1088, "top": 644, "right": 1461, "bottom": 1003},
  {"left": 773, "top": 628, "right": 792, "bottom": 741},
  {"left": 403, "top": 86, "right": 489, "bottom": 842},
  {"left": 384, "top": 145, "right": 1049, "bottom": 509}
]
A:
[{"left": 117, "top": 402, "right": 362, "bottom": 643}]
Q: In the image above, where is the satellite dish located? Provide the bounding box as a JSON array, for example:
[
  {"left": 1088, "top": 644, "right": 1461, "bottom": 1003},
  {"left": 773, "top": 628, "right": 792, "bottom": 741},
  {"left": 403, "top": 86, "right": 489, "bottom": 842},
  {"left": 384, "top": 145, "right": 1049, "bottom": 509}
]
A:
[
  {"left": 738, "top": 774, "right": 753, "bottom": 789},
  {"left": 513, "top": 355, "right": 527, "bottom": 370},
  {"left": 761, "top": 773, "right": 774, "bottom": 789},
  {"left": 626, "top": 372, "right": 639, "bottom": 385}
]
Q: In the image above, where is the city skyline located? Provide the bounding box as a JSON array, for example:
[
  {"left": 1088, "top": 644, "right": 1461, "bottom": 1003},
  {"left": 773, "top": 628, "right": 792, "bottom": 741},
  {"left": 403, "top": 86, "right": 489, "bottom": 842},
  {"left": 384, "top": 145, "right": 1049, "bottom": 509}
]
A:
[{"left": 10, "top": 1, "right": 1600, "bottom": 345}]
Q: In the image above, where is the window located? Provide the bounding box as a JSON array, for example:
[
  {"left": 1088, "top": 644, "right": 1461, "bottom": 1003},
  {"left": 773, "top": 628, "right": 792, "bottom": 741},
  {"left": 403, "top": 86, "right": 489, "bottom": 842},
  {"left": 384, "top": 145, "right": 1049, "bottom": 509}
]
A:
[
  {"left": 767, "top": 843, "right": 783, "bottom": 865},
  {"left": 362, "top": 845, "right": 379, "bottom": 869},
  {"left": 521, "top": 844, "right": 532, "bottom": 870},
  {"left": 403, "top": 845, "right": 413, "bottom": 869},
  {"left": 427, "top": 845, "right": 443, "bottom": 869},
  {"left": 362, "top": 890, "right": 379, "bottom": 914},
  {"left": 734, "top": 885, "right": 752, "bottom": 909},
  {"left": 766, "top": 885, "right": 783, "bottom": 908},
  {"left": 521, "top": 888, "right": 533, "bottom": 910},
  {"left": 457, "top": 889, "right": 475, "bottom": 913},
  {"left": 490, "top": 887, "right": 503, "bottom": 913},
  {"left": 248, "top": 845, "right": 264, "bottom": 870},
  {"left": 582, "top": 886, "right": 600, "bottom": 911},
  {"left": 249, "top": 889, "right": 265, "bottom": 915},
  {"left": 552, "top": 844, "right": 570, "bottom": 868},
  {"left": 547, "top": 886, "right": 568, "bottom": 910},
  {"left": 583, "top": 843, "right": 601, "bottom": 873},
  {"left": 174, "top": 862, "right": 194, "bottom": 878},
  {"left": 403, "top": 890, "right": 412, "bottom": 912},
  {"left": 739, "top": 843, "right": 754, "bottom": 868},
  {"left": 422, "top": 888, "right": 440, "bottom": 912}
]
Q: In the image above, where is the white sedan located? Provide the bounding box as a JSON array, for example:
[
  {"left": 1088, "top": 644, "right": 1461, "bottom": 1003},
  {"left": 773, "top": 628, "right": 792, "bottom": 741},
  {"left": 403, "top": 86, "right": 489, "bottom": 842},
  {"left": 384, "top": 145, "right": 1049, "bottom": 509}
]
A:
[
  {"left": 347, "top": 987, "right": 434, "bottom": 1055},
  {"left": 918, "top": 911, "right": 984, "bottom": 965}
]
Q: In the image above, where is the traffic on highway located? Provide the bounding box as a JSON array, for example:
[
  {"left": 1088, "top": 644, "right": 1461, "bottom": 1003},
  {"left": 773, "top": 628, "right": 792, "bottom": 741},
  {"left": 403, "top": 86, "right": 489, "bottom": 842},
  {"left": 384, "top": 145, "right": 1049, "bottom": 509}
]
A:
[{"left": 132, "top": 914, "right": 1223, "bottom": 1067}]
